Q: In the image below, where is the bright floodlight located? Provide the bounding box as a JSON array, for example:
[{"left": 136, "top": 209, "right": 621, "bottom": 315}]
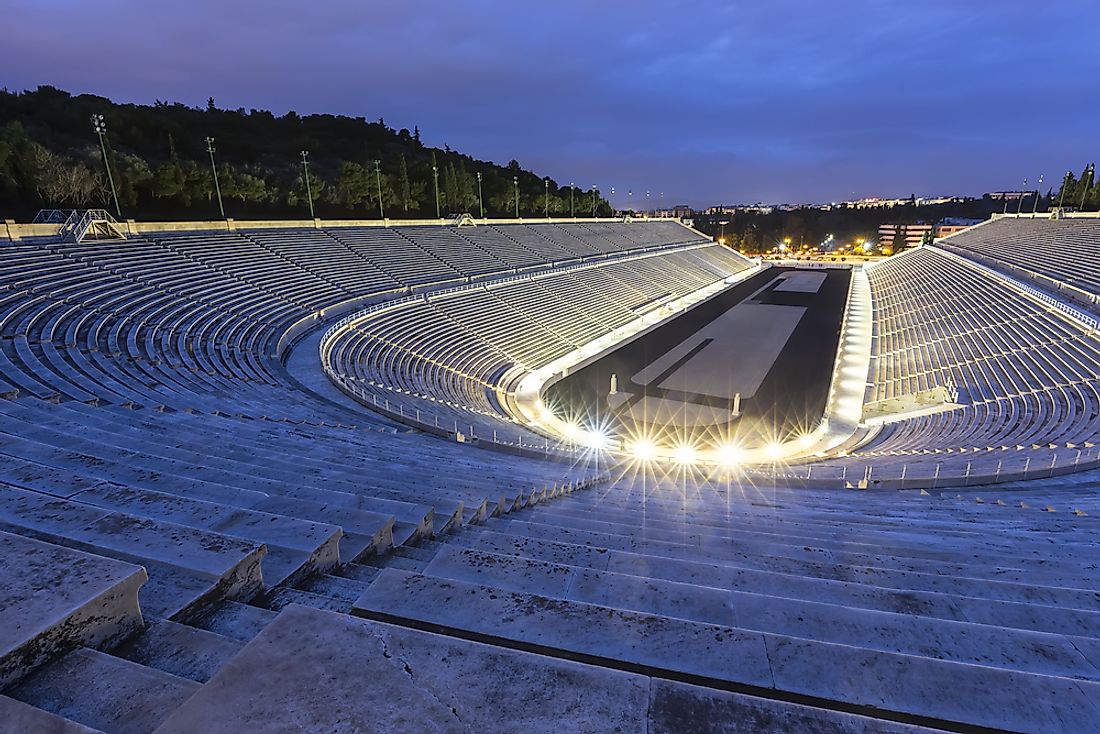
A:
[
  {"left": 766, "top": 441, "right": 784, "bottom": 460},
  {"left": 717, "top": 443, "right": 742, "bottom": 467},
  {"left": 631, "top": 438, "right": 658, "bottom": 462},
  {"left": 582, "top": 430, "right": 609, "bottom": 450},
  {"left": 672, "top": 443, "right": 696, "bottom": 465}
]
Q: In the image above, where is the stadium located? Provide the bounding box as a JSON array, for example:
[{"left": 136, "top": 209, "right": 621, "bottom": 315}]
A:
[
  {"left": 0, "top": 207, "right": 1098, "bottom": 733},
  {"left": 4, "top": 2, "right": 1100, "bottom": 731}
]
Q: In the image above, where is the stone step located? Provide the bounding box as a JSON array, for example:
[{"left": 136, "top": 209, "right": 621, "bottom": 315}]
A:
[
  {"left": 0, "top": 530, "right": 146, "bottom": 689},
  {"left": 0, "top": 694, "right": 105, "bottom": 733},
  {"left": 512, "top": 506, "right": 1100, "bottom": 583},
  {"left": 111, "top": 619, "right": 243, "bottom": 683},
  {"left": 152, "top": 604, "right": 648, "bottom": 734},
  {"left": 490, "top": 515, "right": 1099, "bottom": 593},
  {"left": 361, "top": 553, "right": 426, "bottom": 573},
  {"left": 0, "top": 485, "right": 265, "bottom": 604},
  {"left": 427, "top": 545, "right": 1100, "bottom": 680},
  {"left": 444, "top": 528, "right": 1100, "bottom": 637},
  {"left": 649, "top": 679, "right": 937, "bottom": 733},
  {"left": 338, "top": 562, "right": 381, "bottom": 584},
  {"left": 294, "top": 574, "right": 368, "bottom": 605},
  {"left": 69, "top": 482, "right": 341, "bottom": 587},
  {"left": 190, "top": 601, "right": 278, "bottom": 643},
  {"left": 5, "top": 647, "right": 200, "bottom": 734},
  {"left": 391, "top": 539, "right": 443, "bottom": 563},
  {"left": 248, "top": 494, "right": 393, "bottom": 561},
  {"left": 263, "top": 587, "right": 350, "bottom": 614},
  {"left": 538, "top": 495, "right": 1097, "bottom": 554},
  {"left": 354, "top": 568, "right": 1100, "bottom": 733}
]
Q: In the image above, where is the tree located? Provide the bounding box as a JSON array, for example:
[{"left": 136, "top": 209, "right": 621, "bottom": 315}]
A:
[{"left": 396, "top": 154, "right": 412, "bottom": 213}]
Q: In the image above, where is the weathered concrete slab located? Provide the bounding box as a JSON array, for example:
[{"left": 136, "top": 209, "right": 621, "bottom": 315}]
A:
[
  {"left": 6, "top": 648, "right": 199, "bottom": 734},
  {"left": 0, "top": 694, "right": 104, "bottom": 733},
  {"left": 154, "top": 604, "right": 649, "bottom": 734},
  {"left": 0, "top": 531, "right": 146, "bottom": 688},
  {"left": 648, "top": 679, "right": 935, "bottom": 733},
  {"left": 766, "top": 635, "right": 1100, "bottom": 732},
  {"left": 0, "top": 486, "right": 265, "bottom": 600},
  {"left": 353, "top": 568, "right": 774, "bottom": 686}
]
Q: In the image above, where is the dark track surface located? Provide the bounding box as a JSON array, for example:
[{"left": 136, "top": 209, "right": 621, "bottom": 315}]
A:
[{"left": 544, "top": 267, "right": 850, "bottom": 448}]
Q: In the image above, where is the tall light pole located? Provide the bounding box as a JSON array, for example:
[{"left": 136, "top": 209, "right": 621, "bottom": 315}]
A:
[
  {"left": 718, "top": 220, "right": 729, "bottom": 243},
  {"left": 373, "top": 159, "right": 384, "bottom": 219},
  {"left": 1080, "top": 164, "right": 1094, "bottom": 211},
  {"left": 90, "top": 114, "right": 121, "bottom": 217},
  {"left": 300, "top": 150, "right": 315, "bottom": 219},
  {"left": 1057, "top": 170, "right": 1072, "bottom": 210},
  {"left": 569, "top": 182, "right": 575, "bottom": 218},
  {"left": 432, "top": 164, "right": 440, "bottom": 218},
  {"left": 591, "top": 185, "right": 597, "bottom": 217},
  {"left": 646, "top": 190, "right": 651, "bottom": 216},
  {"left": 513, "top": 176, "right": 519, "bottom": 218},
  {"left": 205, "top": 136, "right": 225, "bottom": 219},
  {"left": 1015, "top": 178, "right": 1027, "bottom": 215},
  {"left": 544, "top": 178, "right": 550, "bottom": 219},
  {"left": 1031, "top": 174, "right": 1043, "bottom": 215},
  {"left": 476, "top": 171, "right": 484, "bottom": 219}
]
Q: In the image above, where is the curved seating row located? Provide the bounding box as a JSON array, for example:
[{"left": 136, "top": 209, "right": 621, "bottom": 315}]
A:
[
  {"left": 322, "top": 244, "right": 755, "bottom": 443},
  {"left": 935, "top": 217, "right": 1100, "bottom": 303}
]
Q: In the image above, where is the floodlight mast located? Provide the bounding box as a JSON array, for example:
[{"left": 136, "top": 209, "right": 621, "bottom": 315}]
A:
[
  {"left": 513, "top": 176, "right": 519, "bottom": 218},
  {"left": 476, "top": 171, "right": 484, "bottom": 218},
  {"left": 300, "top": 150, "right": 315, "bottom": 219},
  {"left": 1081, "top": 164, "right": 1095, "bottom": 211},
  {"left": 432, "top": 164, "right": 441, "bottom": 219},
  {"left": 373, "top": 160, "right": 384, "bottom": 219},
  {"left": 205, "top": 137, "right": 225, "bottom": 219},
  {"left": 91, "top": 114, "right": 121, "bottom": 217},
  {"left": 1031, "top": 174, "right": 1043, "bottom": 215}
]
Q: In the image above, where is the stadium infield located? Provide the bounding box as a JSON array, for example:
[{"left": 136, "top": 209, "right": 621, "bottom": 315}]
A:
[{"left": 544, "top": 267, "right": 850, "bottom": 448}]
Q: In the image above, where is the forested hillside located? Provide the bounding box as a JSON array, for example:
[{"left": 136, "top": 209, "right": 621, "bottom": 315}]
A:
[{"left": 0, "top": 86, "right": 612, "bottom": 221}]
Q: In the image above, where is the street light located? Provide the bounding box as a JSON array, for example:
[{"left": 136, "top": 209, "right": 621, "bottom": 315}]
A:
[
  {"left": 569, "top": 182, "right": 575, "bottom": 218},
  {"left": 90, "top": 114, "right": 121, "bottom": 217},
  {"left": 1031, "top": 174, "right": 1043, "bottom": 215},
  {"left": 1058, "top": 170, "right": 1072, "bottom": 210},
  {"left": 205, "top": 136, "right": 225, "bottom": 219},
  {"left": 1080, "top": 164, "right": 1094, "bottom": 211},
  {"left": 513, "top": 176, "right": 519, "bottom": 218},
  {"left": 591, "top": 185, "right": 597, "bottom": 217},
  {"left": 476, "top": 172, "right": 484, "bottom": 219},
  {"left": 373, "top": 160, "right": 384, "bottom": 219},
  {"left": 432, "top": 164, "right": 440, "bottom": 219},
  {"left": 718, "top": 220, "right": 729, "bottom": 243},
  {"left": 646, "top": 190, "right": 651, "bottom": 216},
  {"left": 544, "top": 177, "right": 550, "bottom": 219},
  {"left": 300, "top": 150, "right": 315, "bottom": 219},
  {"left": 1015, "top": 178, "right": 1027, "bottom": 215}
]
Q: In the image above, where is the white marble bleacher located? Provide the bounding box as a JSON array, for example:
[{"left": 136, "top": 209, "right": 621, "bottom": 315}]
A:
[
  {"left": 936, "top": 217, "right": 1100, "bottom": 302},
  {"left": 325, "top": 226, "right": 463, "bottom": 286},
  {"left": 352, "top": 468, "right": 1100, "bottom": 732},
  {"left": 322, "top": 244, "right": 753, "bottom": 445},
  {"left": 240, "top": 228, "right": 401, "bottom": 299},
  {"left": 5, "top": 218, "right": 1100, "bottom": 731},
  {"left": 802, "top": 245, "right": 1100, "bottom": 480}
]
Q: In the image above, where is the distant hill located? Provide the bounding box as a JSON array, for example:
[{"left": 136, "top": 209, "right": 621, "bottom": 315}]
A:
[{"left": 0, "top": 85, "right": 611, "bottom": 221}]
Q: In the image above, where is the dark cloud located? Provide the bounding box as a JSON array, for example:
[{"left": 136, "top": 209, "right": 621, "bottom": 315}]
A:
[{"left": 2, "top": 0, "right": 1096, "bottom": 205}]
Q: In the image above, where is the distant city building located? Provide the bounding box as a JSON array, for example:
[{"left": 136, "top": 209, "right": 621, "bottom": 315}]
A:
[
  {"left": 846, "top": 196, "right": 964, "bottom": 209},
  {"left": 878, "top": 219, "right": 981, "bottom": 249}
]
